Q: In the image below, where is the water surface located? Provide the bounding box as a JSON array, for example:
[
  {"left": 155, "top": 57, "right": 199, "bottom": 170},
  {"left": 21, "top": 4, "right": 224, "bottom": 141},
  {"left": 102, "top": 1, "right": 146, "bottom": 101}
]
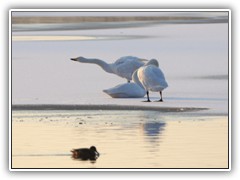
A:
[{"left": 12, "top": 110, "right": 228, "bottom": 169}]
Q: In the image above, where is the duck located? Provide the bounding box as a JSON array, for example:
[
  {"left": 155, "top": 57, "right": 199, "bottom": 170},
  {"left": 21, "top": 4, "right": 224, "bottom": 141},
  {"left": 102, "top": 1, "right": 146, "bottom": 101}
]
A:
[
  {"left": 103, "top": 82, "right": 146, "bottom": 98},
  {"left": 70, "top": 56, "right": 148, "bottom": 82},
  {"left": 132, "top": 59, "right": 168, "bottom": 102},
  {"left": 71, "top": 146, "right": 100, "bottom": 160}
]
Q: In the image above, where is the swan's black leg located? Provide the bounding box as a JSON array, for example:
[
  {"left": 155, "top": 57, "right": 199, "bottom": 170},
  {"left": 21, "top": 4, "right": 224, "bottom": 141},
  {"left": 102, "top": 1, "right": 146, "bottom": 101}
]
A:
[
  {"left": 154, "top": 91, "right": 163, "bottom": 102},
  {"left": 143, "top": 91, "right": 151, "bottom": 102},
  {"left": 127, "top": 80, "right": 130, "bottom": 83},
  {"left": 159, "top": 91, "right": 163, "bottom": 102}
]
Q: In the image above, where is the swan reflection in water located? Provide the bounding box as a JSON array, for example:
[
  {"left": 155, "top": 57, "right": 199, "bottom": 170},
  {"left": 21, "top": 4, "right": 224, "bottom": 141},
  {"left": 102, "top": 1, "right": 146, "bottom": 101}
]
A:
[{"left": 141, "top": 121, "right": 166, "bottom": 144}]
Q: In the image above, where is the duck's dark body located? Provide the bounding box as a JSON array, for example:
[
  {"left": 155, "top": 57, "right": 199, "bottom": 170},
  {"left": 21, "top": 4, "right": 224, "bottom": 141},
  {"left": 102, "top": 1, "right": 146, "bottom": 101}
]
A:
[{"left": 71, "top": 146, "right": 99, "bottom": 160}]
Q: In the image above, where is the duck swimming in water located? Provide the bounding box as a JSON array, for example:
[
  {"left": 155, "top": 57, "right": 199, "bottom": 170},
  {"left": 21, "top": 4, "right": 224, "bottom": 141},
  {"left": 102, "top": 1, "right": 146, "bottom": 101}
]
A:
[{"left": 71, "top": 146, "right": 100, "bottom": 160}]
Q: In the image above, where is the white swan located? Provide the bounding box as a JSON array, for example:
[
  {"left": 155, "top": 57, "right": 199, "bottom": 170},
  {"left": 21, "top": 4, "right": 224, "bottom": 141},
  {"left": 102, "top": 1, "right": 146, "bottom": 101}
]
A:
[
  {"left": 70, "top": 56, "right": 147, "bottom": 82},
  {"left": 103, "top": 82, "right": 146, "bottom": 98},
  {"left": 132, "top": 59, "right": 168, "bottom": 102}
]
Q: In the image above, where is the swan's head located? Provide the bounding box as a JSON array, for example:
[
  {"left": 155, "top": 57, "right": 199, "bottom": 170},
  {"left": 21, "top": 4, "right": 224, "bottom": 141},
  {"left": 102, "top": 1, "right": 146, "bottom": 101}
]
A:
[
  {"left": 145, "top": 59, "right": 159, "bottom": 67},
  {"left": 70, "top": 57, "right": 78, "bottom": 61},
  {"left": 70, "top": 56, "right": 85, "bottom": 62}
]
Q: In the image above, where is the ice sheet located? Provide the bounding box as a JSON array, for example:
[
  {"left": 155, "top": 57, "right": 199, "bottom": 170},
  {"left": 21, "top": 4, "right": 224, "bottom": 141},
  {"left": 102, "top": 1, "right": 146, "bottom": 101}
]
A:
[{"left": 11, "top": 16, "right": 229, "bottom": 115}]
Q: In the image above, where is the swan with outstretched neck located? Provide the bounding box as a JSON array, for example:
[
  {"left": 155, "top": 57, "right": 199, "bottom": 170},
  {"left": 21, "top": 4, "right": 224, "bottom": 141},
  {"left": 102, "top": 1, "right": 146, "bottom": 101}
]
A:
[
  {"left": 132, "top": 59, "right": 168, "bottom": 102},
  {"left": 70, "top": 56, "right": 148, "bottom": 82}
]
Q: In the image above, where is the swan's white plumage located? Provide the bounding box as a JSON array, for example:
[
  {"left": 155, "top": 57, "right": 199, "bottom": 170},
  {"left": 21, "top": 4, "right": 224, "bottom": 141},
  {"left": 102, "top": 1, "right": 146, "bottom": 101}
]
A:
[
  {"left": 103, "top": 83, "right": 146, "bottom": 98},
  {"left": 137, "top": 65, "right": 168, "bottom": 92},
  {"left": 110, "top": 56, "right": 146, "bottom": 81},
  {"left": 132, "top": 59, "right": 168, "bottom": 101},
  {"left": 71, "top": 56, "right": 146, "bottom": 82}
]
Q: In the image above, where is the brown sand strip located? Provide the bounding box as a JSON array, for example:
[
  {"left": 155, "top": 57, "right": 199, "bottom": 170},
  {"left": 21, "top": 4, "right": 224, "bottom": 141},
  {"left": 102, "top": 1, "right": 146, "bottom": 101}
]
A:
[
  {"left": 12, "top": 104, "right": 208, "bottom": 112},
  {"left": 12, "top": 16, "right": 207, "bottom": 24}
]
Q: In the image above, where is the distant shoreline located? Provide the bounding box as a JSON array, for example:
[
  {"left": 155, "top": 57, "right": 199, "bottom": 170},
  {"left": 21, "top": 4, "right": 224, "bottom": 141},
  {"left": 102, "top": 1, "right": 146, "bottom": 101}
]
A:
[
  {"left": 12, "top": 16, "right": 206, "bottom": 24},
  {"left": 11, "top": 16, "right": 228, "bottom": 24},
  {"left": 11, "top": 104, "right": 208, "bottom": 112}
]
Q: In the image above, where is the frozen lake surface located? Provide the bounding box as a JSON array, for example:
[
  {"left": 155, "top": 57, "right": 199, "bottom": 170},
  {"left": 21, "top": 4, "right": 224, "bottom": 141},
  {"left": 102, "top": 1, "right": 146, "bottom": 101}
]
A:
[{"left": 12, "top": 19, "right": 228, "bottom": 114}]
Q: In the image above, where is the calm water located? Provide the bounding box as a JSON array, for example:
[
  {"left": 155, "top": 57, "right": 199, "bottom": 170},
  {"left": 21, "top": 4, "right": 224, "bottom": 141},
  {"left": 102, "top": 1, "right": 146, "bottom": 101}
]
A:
[{"left": 12, "top": 110, "right": 228, "bottom": 169}]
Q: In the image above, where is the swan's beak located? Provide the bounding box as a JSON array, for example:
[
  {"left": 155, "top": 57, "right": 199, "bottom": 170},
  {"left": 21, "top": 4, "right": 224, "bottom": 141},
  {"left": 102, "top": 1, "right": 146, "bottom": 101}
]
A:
[{"left": 70, "top": 58, "right": 77, "bottom": 61}]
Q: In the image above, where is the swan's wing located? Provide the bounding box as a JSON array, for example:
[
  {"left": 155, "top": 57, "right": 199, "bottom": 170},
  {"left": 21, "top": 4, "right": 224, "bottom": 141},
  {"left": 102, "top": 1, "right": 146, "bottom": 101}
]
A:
[
  {"left": 115, "top": 56, "right": 142, "bottom": 63},
  {"left": 151, "top": 66, "right": 167, "bottom": 80},
  {"left": 142, "top": 66, "right": 168, "bottom": 90},
  {"left": 113, "top": 58, "right": 144, "bottom": 80}
]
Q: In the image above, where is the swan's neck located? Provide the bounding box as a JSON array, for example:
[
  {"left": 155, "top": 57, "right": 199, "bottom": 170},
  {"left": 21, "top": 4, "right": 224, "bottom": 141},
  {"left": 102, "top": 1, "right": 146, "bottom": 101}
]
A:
[
  {"left": 132, "top": 70, "right": 144, "bottom": 89},
  {"left": 78, "top": 58, "right": 113, "bottom": 73}
]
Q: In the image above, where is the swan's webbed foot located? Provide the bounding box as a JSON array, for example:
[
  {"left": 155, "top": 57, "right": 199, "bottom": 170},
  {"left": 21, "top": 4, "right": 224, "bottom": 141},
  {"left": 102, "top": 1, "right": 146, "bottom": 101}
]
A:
[
  {"left": 143, "top": 100, "right": 151, "bottom": 102},
  {"left": 156, "top": 91, "right": 163, "bottom": 102}
]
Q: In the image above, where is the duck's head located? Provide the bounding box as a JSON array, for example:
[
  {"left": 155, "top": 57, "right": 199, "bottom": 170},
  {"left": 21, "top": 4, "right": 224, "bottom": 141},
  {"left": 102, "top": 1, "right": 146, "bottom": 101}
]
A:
[
  {"left": 145, "top": 59, "right": 159, "bottom": 67},
  {"left": 90, "top": 146, "right": 97, "bottom": 151},
  {"left": 90, "top": 146, "right": 100, "bottom": 156}
]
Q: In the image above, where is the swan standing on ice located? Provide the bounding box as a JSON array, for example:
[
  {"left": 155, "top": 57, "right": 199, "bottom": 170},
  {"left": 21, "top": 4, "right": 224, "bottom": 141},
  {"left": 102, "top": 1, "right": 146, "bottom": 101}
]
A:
[
  {"left": 132, "top": 59, "right": 168, "bottom": 102},
  {"left": 70, "top": 56, "right": 147, "bottom": 82}
]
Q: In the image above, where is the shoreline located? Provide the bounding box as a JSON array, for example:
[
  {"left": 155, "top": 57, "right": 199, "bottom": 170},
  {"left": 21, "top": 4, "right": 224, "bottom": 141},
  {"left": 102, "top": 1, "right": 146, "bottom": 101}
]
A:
[
  {"left": 12, "top": 104, "right": 208, "bottom": 112},
  {"left": 11, "top": 16, "right": 228, "bottom": 24},
  {"left": 12, "top": 16, "right": 207, "bottom": 24}
]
